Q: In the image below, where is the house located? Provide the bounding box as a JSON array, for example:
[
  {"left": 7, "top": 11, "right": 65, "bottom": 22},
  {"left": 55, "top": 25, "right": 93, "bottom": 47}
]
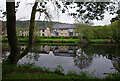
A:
[
  {"left": 19, "top": 23, "right": 78, "bottom": 37},
  {"left": 51, "top": 24, "right": 78, "bottom": 36},
  {"left": 34, "top": 27, "right": 51, "bottom": 36},
  {"left": 19, "top": 27, "right": 51, "bottom": 36}
]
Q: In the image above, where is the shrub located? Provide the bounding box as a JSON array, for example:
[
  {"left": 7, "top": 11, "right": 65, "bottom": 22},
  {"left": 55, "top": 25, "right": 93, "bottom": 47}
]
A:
[
  {"left": 17, "top": 62, "right": 35, "bottom": 72},
  {"left": 54, "top": 65, "right": 64, "bottom": 75},
  {"left": 72, "top": 36, "right": 78, "bottom": 39},
  {"left": 39, "top": 36, "right": 45, "bottom": 38},
  {"left": 61, "top": 36, "right": 64, "bottom": 39},
  {"left": 51, "top": 36, "right": 56, "bottom": 39},
  {"left": 67, "top": 70, "right": 78, "bottom": 76}
]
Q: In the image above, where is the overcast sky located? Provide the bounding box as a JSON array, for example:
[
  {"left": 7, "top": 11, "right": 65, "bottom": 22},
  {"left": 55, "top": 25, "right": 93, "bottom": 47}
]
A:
[{"left": 0, "top": 0, "right": 116, "bottom": 26}]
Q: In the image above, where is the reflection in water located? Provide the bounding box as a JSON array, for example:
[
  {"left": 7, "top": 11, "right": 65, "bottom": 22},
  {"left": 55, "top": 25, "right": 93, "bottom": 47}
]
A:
[
  {"left": 52, "top": 46, "right": 78, "bottom": 57},
  {"left": 2, "top": 44, "right": 120, "bottom": 77},
  {"left": 25, "top": 53, "right": 40, "bottom": 61},
  {"left": 112, "top": 57, "right": 120, "bottom": 73},
  {"left": 74, "top": 49, "right": 93, "bottom": 69},
  {"left": 81, "top": 44, "right": 120, "bottom": 74}
]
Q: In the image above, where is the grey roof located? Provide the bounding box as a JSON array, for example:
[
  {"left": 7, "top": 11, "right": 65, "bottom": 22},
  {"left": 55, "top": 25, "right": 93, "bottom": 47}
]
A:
[{"left": 53, "top": 24, "right": 75, "bottom": 29}]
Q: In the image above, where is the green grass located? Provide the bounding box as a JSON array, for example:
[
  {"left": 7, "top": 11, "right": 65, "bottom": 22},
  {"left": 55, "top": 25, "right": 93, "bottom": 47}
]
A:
[
  {"left": 39, "top": 38, "right": 81, "bottom": 42},
  {"left": 37, "top": 43, "right": 80, "bottom": 45},
  {"left": 2, "top": 36, "right": 81, "bottom": 42},
  {"left": 88, "top": 39, "right": 110, "bottom": 43},
  {"left": 2, "top": 63, "right": 120, "bottom": 80},
  {"left": 2, "top": 36, "right": 119, "bottom": 43}
]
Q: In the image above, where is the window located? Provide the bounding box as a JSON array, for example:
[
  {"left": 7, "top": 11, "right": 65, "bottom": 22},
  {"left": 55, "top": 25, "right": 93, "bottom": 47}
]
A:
[
  {"left": 76, "top": 32, "right": 78, "bottom": 36},
  {"left": 65, "top": 47, "right": 67, "bottom": 51},
  {"left": 61, "top": 46, "right": 63, "bottom": 51},
  {"left": 55, "top": 46, "right": 59, "bottom": 52},
  {"left": 42, "top": 30, "right": 44, "bottom": 32},
  {"left": 56, "top": 29, "right": 59, "bottom": 32},
  {"left": 54, "top": 29, "right": 59, "bottom": 36},
  {"left": 69, "top": 29, "right": 74, "bottom": 36},
  {"left": 42, "top": 34, "right": 44, "bottom": 36},
  {"left": 65, "top": 29, "right": 67, "bottom": 35},
  {"left": 69, "top": 29, "right": 73, "bottom": 32},
  {"left": 61, "top": 29, "right": 63, "bottom": 35},
  {"left": 55, "top": 32, "right": 59, "bottom": 36},
  {"left": 69, "top": 32, "right": 73, "bottom": 36},
  {"left": 55, "top": 29, "right": 59, "bottom": 32}
]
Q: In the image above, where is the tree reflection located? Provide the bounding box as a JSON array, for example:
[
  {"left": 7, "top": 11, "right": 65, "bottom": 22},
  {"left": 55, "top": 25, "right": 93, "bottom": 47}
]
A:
[
  {"left": 20, "top": 45, "right": 41, "bottom": 61},
  {"left": 25, "top": 53, "right": 40, "bottom": 61},
  {"left": 112, "top": 57, "right": 120, "bottom": 73},
  {"left": 73, "top": 48, "right": 93, "bottom": 69},
  {"left": 77, "top": 44, "right": 120, "bottom": 73},
  {"left": 2, "top": 43, "right": 120, "bottom": 73}
]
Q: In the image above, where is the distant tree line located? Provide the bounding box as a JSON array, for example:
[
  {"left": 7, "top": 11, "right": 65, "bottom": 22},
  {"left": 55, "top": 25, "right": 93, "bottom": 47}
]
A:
[
  {"left": 3, "top": 21, "right": 61, "bottom": 28},
  {"left": 76, "top": 20, "right": 120, "bottom": 41}
]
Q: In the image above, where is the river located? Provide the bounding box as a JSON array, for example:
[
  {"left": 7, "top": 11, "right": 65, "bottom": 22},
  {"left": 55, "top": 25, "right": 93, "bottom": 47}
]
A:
[{"left": 2, "top": 43, "right": 120, "bottom": 78}]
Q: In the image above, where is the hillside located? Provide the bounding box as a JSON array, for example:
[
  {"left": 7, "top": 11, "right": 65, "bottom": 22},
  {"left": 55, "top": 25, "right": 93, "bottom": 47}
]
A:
[{"left": 3, "top": 20, "right": 62, "bottom": 28}]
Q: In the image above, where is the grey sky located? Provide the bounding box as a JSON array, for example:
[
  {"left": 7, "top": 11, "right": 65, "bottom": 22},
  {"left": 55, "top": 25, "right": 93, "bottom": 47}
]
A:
[{"left": 0, "top": 0, "right": 116, "bottom": 26}]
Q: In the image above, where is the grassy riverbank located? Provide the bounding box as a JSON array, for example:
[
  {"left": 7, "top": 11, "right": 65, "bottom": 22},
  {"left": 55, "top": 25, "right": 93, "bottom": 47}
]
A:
[
  {"left": 2, "top": 36, "right": 81, "bottom": 43},
  {"left": 2, "top": 36, "right": 116, "bottom": 44},
  {"left": 2, "top": 63, "right": 120, "bottom": 80}
]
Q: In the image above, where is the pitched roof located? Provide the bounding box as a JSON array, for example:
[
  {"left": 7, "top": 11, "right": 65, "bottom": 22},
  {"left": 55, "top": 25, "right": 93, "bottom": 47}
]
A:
[{"left": 53, "top": 24, "right": 75, "bottom": 29}]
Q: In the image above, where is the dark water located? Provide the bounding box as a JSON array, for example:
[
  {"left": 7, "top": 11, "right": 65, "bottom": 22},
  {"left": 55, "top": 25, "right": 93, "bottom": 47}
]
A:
[{"left": 2, "top": 44, "right": 120, "bottom": 77}]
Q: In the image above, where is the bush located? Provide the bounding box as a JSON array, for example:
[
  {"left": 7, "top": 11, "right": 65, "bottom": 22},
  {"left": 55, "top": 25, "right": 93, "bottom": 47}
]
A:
[
  {"left": 67, "top": 70, "right": 78, "bottom": 76},
  {"left": 39, "top": 36, "right": 45, "bottom": 38},
  {"left": 51, "top": 36, "right": 56, "bottom": 39},
  {"left": 60, "top": 36, "right": 64, "bottom": 39},
  {"left": 54, "top": 65, "right": 64, "bottom": 75},
  {"left": 72, "top": 36, "right": 78, "bottom": 39}
]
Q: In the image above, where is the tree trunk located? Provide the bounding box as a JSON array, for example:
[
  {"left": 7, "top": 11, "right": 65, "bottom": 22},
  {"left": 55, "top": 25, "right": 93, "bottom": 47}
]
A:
[
  {"left": 5, "top": 1, "right": 38, "bottom": 64},
  {"left": 5, "top": 1, "right": 20, "bottom": 64},
  {"left": 17, "top": 2, "right": 38, "bottom": 60}
]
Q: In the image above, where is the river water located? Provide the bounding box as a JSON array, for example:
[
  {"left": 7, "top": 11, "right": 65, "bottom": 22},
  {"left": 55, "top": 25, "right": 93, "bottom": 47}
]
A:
[{"left": 2, "top": 43, "right": 120, "bottom": 78}]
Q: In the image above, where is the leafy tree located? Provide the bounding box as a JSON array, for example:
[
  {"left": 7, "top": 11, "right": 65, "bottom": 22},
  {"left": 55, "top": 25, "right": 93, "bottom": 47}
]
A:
[
  {"left": 5, "top": 1, "right": 39, "bottom": 64},
  {"left": 5, "top": 0, "right": 51, "bottom": 64},
  {"left": 4, "top": 0, "right": 120, "bottom": 64},
  {"left": 85, "top": 26, "right": 94, "bottom": 39},
  {"left": 109, "top": 20, "right": 120, "bottom": 42}
]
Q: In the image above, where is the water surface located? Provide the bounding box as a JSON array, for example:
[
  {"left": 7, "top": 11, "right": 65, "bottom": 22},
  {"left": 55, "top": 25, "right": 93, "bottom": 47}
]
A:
[{"left": 3, "top": 44, "right": 120, "bottom": 77}]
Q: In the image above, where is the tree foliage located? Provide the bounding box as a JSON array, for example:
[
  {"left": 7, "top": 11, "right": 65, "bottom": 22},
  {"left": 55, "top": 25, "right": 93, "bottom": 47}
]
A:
[
  {"left": 52, "top": 1, "right": 119, "bottom": 23},
  {"left": 76, "top": 20, "right": 120, "bottom": 40}
]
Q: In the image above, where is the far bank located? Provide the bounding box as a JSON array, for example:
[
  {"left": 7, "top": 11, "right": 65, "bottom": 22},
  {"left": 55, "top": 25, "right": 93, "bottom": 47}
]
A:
[{"left": 2, "top": 36, "right": 120, "bottom": 44}]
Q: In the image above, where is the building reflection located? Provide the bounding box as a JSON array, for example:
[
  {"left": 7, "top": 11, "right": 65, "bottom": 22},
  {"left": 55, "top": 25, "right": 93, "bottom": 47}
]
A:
[
  {"left": 20, "top": 45, "right": 79, "bottom": 57},
  {"left": 20, "top": 45, "right": 93, "bottom": 69},
  {"left": 52, "top": 46, "right": 79, "bottom": 57},
  {"left": 21, "top": 45, "right": 50, "bottom": 54},
  {"left": 2, "top": 44, "right": 120, "bottom": 74}
]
